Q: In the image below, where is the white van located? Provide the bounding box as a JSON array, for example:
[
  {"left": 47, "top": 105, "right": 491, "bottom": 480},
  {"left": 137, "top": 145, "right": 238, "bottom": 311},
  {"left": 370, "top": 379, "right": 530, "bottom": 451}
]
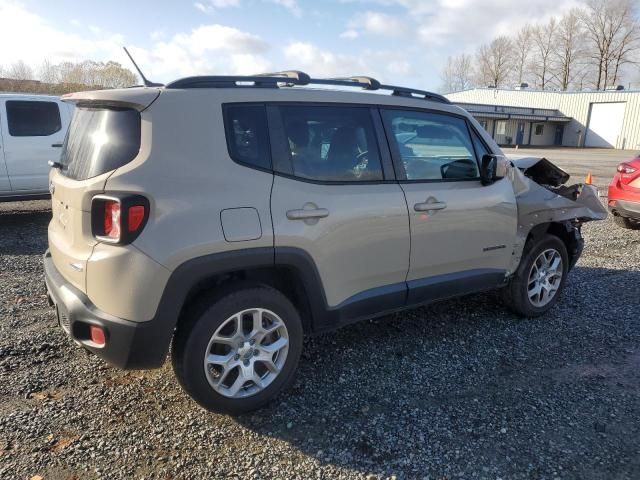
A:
[{"left": 0, "top": 94, "right": 73, "bottom": 201}]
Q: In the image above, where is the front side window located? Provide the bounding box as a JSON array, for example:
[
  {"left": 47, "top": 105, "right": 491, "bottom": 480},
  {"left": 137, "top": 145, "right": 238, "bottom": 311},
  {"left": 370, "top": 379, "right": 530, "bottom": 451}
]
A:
[
  {"left": 6, "top": 100, "right": 61, "bottom": 137},
  {"left": 279, "top": 105, "right": 383, "bottom": 182},
  {"left": 382, "top": 109, "right": 480, "bottom": 181},
  {"left": 223, "top": 104, "right": 271, "bottom": 170}
]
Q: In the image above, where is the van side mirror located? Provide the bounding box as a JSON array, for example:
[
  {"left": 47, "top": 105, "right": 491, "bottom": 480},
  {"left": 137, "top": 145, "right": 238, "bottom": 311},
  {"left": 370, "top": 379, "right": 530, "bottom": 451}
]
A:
[{"left": 480, "top": 154, "right": 506, "bottom": 186}]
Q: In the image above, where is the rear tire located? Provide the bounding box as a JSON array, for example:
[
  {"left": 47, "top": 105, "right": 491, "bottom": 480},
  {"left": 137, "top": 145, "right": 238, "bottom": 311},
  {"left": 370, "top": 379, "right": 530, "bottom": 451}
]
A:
[
  {"left": 172, "top": 286, "right": 303, "bottom": 415},
  {"left": 613, "top": 214, "right": 637, "bottom": 230},
  {"left": 502, "top": 234, "right": 569, "bottom": 317}
]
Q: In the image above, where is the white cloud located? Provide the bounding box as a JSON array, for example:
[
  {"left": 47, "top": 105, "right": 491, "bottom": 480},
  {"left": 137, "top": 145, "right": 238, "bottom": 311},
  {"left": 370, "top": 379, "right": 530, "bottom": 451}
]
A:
[
  {"left": 194, "top": 0, "right": 241, "bottom": 13},
  {"left": 283, "top": 41, "right": 414, "bottom": 81},
  {"left": 360, "top": 11, "right": 406, "bottom": 36},
  {"left": 0, "top": 0, "right": 124, "bottom": 68},
  {"left": 339, "top": 29, "right": 359, "bottom": 39},
  {"left": 0, "top": 1, "right": 271, "bottom": 82},
  {"left": 131, "top": 25, "right": 271, "bottom": 79},
  {"left": 269, "top": 0, "right": 302, "bottom": 16}
]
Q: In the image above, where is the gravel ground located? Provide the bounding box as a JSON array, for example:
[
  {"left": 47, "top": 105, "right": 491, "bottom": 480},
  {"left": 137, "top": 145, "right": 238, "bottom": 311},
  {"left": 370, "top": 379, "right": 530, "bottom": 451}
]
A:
[{"left": 1, "top": 155, "right": 639, "bottom": 479}]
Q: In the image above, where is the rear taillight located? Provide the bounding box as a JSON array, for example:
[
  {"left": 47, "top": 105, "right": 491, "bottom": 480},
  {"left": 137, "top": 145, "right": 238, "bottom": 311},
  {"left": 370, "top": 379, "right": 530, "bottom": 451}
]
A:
[
  {"left": 104, "top": 200, "right": 121, "bottom": 239},
  {"left": 617, "top": 163, "right": 637, "bottom": 174},
  {"left": 616, "top": 162, "right": 640, "bottom": 186},
  {"left": 92, "top": 195, "right": 149, "bottom": 244}
]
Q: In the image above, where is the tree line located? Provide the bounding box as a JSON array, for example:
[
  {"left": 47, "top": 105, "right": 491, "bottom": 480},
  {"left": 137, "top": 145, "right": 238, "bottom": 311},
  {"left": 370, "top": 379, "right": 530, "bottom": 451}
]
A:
[
  {"left": 441, "top": 0, "right": 639, "bottom": 93},
  {"left": 0, "top": 59, "right": 138, "bottom": 94}
]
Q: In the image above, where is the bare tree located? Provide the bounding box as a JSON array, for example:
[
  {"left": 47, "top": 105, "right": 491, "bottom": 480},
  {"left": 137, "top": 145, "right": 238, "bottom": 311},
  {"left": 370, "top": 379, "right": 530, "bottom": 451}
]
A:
[
  {"left": 554, "top": 9, "right": 586, "bottom": 90},
  {"left": 440, "top": 53, "right": 474, "bottom": 93},
  {"left": 530, "top": 18, "right": 558, "bottom": 89},
  {"left": 581, "top": 0, "right": 640, "bottom": 89},
  {"left": 6, "top": 60, "right": 34, "bottom": 80},
  {"left": 38, "top": 59, "right": 58, "bottom": 84},
  {"left": 475, "top": 36, "right": 514, "bottom": 88},
  {"left": 513, "top": 25, "right": 533, "bottom": 85},
  {"left": 609, "top": 5, "right": 640, "bottom": 87}
]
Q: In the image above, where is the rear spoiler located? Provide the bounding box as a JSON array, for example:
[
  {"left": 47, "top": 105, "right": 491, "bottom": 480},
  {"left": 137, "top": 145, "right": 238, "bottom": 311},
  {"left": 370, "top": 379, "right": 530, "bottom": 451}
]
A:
[{"left": 61, "top": 87, "right": 161, "bottom": 112}]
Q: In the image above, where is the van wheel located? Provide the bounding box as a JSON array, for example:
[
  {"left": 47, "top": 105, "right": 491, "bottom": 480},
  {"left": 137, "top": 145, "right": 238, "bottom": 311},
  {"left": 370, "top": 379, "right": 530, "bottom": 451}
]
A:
[
  {"left": 502, "top": 235, "right": 569, "bottom": 317},
  {"left": 172, "top": 286, "right": 303, "bottom": 414}
]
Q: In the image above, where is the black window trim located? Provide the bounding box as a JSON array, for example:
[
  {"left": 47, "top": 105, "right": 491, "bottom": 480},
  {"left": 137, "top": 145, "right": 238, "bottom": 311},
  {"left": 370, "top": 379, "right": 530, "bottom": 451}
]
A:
[
  {"left": 380, "top": 106, "right": 485, "bottom": 184},
  {"left": 221, "top": 103, "right": 273, "bottom": 174},
  {"left": 221, "top": 100, "right": 495, "bottom": 186},
  {"left": 5, "top": 99, "right": 62, "bottom": 137}
]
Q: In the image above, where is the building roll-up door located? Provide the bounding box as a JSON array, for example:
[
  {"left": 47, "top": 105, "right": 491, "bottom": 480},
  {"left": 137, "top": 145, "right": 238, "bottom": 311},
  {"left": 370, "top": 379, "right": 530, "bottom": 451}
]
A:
[{"left": 585, "top": 102, "right": 626, "bottom": 148}]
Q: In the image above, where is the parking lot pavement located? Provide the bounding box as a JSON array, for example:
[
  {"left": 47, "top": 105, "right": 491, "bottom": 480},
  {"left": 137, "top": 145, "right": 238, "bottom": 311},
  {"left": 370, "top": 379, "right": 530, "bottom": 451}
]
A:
[{"left": 1, "top": 152, "right": 639, "bottom": 479}]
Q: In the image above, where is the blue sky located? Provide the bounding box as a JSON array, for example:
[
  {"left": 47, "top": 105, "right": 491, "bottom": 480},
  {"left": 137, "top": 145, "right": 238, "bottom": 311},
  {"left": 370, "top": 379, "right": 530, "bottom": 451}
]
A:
[{"left": 1, "top": 0, "right": 586, "bottom": 90}]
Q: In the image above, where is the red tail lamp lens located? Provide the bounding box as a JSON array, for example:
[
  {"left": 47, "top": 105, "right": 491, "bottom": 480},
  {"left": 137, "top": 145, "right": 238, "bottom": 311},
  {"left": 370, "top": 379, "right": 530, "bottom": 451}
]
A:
[
  {"left": 128, "top": 205, "right": 146, "bottom": 232},
  {"left": 104, "top": 201, "right": 121, "bottom": 240},
  {"left": 89, "top": 325, "right": 106, "bottom": 346}
]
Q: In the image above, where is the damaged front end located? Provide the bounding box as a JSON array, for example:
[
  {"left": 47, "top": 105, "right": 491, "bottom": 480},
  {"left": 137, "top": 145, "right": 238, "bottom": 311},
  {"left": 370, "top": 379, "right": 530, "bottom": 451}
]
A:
[{"left": 507, "top": 157, "right": 608, "bottom": 273}]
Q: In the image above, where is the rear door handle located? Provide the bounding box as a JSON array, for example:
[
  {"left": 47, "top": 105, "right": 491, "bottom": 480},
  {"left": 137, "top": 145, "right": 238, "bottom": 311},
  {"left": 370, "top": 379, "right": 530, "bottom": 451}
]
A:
[
  {"left": 51, "top": 143, "right": 63, "bottom": 148},
  {"left": 286, "top": 208, "right": 329, "bottom": 220},
  {"left": 414, "top": 201, "right": 447, "bottom": 212}
]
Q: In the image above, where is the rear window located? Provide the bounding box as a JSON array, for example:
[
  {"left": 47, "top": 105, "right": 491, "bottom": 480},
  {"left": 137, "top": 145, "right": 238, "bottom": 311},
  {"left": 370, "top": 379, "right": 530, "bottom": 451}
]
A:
[
  {"left": 6, "top": 100, "right": 61, "bottom": 137},
  {"left": 223, "top": 104, "right": 272, "bottom": 170},
  {"left": 60, "top": 107, "right": 141, "bottom": 180}
]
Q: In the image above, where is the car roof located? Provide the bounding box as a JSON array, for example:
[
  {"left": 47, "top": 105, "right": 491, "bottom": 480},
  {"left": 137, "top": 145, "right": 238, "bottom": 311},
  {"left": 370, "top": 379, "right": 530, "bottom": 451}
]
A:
[{"left": 0, "top": 93, "right": 61, "bottom": 101}]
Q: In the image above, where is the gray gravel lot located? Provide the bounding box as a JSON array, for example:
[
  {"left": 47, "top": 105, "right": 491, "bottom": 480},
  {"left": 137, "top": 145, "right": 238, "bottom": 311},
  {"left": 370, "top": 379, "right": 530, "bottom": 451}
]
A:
[{"left": 1, "top": 149, "right": 639, "bottom": 480}]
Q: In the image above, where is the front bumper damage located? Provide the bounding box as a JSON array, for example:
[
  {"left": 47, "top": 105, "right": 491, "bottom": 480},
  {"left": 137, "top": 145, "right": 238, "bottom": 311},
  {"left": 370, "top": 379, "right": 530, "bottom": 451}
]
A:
[{"left": 507, "top": 157, "right": 608, "bottom": 273}]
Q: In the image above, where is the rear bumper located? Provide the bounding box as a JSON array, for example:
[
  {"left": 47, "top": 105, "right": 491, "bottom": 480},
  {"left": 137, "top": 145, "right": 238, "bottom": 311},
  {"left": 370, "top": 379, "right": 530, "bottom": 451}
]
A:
[
  {"left": 44, "top": 250, "right": 168, "bottom": 369},
  {"left": 608, "top": 199, "right": 640, "bottom": 220}
]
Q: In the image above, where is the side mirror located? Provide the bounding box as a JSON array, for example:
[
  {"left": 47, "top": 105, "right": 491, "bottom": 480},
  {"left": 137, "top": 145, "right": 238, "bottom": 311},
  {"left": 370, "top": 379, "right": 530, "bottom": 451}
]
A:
[{"left": 480, "top": 154, "right": 507, "bottom": 186}]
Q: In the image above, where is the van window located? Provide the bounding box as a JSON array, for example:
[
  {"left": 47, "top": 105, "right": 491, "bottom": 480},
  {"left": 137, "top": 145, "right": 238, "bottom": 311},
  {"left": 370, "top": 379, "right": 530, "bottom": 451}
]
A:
[
  {"left": 60, "top": 107, "right": 141, "bottom": 180},
  {"left": 6, "top": 100, "right": 61, "bottom": 137},
  {"left": 279, "top": 105, "right": 383, "bottom": 182},
  {"left": 223, "top": 105, "right": 271, "bottom": 170},
  {"left": 382, "top": 109, "right": 479, "bottom": 181}
]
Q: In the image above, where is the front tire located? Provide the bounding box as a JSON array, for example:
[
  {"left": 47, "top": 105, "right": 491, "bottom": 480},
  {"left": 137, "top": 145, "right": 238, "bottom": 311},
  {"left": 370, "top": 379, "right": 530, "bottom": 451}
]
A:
[
  {"left": 502, "top": 234, "right": 569, "bottom": 317},
  {"left": 172, "top": 286, "right": 303, "bottom": 415}
]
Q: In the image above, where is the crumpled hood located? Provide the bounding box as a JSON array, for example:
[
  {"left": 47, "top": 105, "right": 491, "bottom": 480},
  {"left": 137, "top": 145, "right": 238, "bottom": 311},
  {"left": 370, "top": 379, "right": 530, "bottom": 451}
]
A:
[{"left": 509, "top": 156, "right": 608, "bottom": 225}]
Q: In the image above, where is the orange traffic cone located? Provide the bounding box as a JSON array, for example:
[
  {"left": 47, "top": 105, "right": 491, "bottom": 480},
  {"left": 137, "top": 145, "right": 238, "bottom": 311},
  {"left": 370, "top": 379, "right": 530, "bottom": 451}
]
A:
[{"left": 585, "top": 172, "right": 593, "bottom": 185}]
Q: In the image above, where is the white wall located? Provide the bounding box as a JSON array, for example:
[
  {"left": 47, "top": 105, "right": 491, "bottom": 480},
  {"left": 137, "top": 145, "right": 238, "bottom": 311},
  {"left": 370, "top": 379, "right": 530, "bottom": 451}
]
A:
[{"left": 447, "top": 89, "right": 640, "bottom": 149}]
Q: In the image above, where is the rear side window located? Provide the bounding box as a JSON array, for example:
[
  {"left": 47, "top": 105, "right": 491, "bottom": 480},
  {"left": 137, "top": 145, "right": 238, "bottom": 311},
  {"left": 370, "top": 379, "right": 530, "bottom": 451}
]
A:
[
  {"left": 6, "top": 100, "right": 61, "bottom": 137},
  {"left": 382, "top": 109, "right": 479, "bottom": 181},
  {"left": 60, "top": 107, "right": 141, "bottom": 180},
  {"left": 223, "top": 105, "right": 271, "bottom": 170},
  {"left": 279, "top": 105, "right": 383, "bottom": 182}
]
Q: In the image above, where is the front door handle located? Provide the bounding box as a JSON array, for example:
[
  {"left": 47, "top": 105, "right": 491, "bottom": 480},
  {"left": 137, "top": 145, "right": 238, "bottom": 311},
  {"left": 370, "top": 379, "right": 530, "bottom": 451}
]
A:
[
  {"left": 51, "top": 143, "right": 63, "bottom": 148},
  {"left": 414, "top": 201, "right": 447, "bottom": 212},
  {"left": 286, "top": 208, "right": 329, "bottom": 220}
]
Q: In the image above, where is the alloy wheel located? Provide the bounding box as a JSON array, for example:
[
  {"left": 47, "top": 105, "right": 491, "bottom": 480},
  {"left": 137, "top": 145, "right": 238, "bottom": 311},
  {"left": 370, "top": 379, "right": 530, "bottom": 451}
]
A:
[{"left": 203, "top": 308, "right": 289, "bottom": 398}]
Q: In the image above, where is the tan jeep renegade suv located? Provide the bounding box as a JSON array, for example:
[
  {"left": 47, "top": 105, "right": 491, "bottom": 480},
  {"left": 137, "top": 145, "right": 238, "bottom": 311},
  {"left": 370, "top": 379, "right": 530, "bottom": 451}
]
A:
[{"left": 44, "top": 71, "right": 606, "bottom": 414}]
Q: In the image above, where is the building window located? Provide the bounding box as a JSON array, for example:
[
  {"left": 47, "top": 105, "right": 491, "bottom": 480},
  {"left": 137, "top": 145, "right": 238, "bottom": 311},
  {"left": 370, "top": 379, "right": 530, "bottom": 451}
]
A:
[
  {"left": 535, "top": 124, "right": 544, "bottom": 136},
  {"left": 496, "top": 120, "right": 506, "bottom": 135},
  {"left": 479, "top": 120, "right": 488, "bottom": 131}
]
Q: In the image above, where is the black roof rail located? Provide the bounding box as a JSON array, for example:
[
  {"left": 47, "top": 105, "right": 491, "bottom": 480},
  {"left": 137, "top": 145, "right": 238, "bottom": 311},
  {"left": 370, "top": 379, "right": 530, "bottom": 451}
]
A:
[{"left": 165, "top": 71, "right": 450, "bottom": 104}]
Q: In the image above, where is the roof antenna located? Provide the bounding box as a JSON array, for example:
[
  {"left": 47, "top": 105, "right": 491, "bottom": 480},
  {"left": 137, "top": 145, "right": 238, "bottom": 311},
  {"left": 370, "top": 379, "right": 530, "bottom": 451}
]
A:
[{"left": 123, "top": 46, "right": 163, "bottom": 87}]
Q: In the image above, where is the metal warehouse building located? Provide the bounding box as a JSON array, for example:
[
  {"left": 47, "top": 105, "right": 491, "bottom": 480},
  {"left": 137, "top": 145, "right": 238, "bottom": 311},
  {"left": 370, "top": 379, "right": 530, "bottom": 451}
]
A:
[{"left": 446, "top": 88, "right": 640, "bottom": 150}]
